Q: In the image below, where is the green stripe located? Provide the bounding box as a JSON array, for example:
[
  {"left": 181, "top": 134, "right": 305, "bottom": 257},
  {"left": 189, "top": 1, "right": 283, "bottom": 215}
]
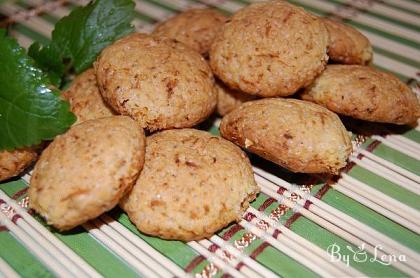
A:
[
  {"left": 291, "top": 217, "right": 406, "bottom": 277},
  {"left": 111, "top": 210, "right": 199, "bottom": 269},
  {"left": 1, "top": 180, "right": 139, "bottom": 278},
  {"left": 13, "top": 24, "right": 50, "bottom": 45},
  {"left": 16, "top": 1, "right": 60, "bottom": 24},
  {"left": 362, "top": 139, "right": 420, "bottom": 175},
  {"left": 322, "top": 185, "right": 420, "bottom": 251},
  {"left": 348, "top": 165, "right": 420, "bottom": 210},
  {"left": 285, "top": 0, "right": 420, "bottom": 49},
  {"left": 329, "top": 0, "right": 420, "bottom": 31},
  {"left": 380, "top": 1, "right": 420, "bottom": 17},
  {"left": 373, "top": 46, "right": 420, "bottom": 69},
  {"left": 0, "top": 232, "right": 54, "bottom": 277},
  {"left": 402, "top": 129, "right": 420, "bottom": 144}
]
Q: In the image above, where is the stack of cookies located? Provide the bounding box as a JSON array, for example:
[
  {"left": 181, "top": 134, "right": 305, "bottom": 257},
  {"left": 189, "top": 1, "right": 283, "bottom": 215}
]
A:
[{"left": 9, "top": 0, "right": 418, "bottom": 241}]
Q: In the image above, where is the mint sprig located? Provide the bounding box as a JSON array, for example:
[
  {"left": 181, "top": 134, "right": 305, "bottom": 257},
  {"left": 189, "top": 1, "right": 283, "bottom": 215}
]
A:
[
  {"left": 0, "top": 29, "right": 76, "bottom": 150},
  {"left": 29, "top": 0, "right": 135, "bottom": 85}
]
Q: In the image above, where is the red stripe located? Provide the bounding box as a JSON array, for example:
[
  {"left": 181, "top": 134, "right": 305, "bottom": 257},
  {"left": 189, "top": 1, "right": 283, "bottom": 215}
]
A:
[
  {"left": 235, "top": 262, "right": 245, "bottom": 271},
  {"left": 221, "top": 224, "right": 243, "bottom": 241},
  {"left": 12, "top": 187, "right": 28, "bottom": 200},
  {"left": 258, "top": 198, "right": 276, "bottom": 212},
  {"left": 184, "top": 255, "right": 206, "bottom": 273},
  {"left": 272, "top": 229, "right": 281, "bottom": 239},
  {"left": 11, "top": 214, "right": 22, "bottom": 224},
  {"left": 0, "top": 226, "right": 8, "bottom": 232},
  {"left": 249, "top": 241, "right": 270, "bottom": 259}
]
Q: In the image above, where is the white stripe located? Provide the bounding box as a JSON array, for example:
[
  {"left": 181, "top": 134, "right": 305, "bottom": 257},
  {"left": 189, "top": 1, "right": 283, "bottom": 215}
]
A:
[
  {"left": 187, "top": 241, "right": 247, "bottom": 278},
  {"left": 83, "top": 221, "right": 159, "bottom": 277},
  {"left": 355, "top": 148, "right": 420, "bottom": 183},
  {"left": 197, "top": 0, "right": 243, "bottom": 12},
  {"left": 0, "top": 213, "right": 75, "bottom": 277},
  {"left": 0, "top": 257, "right": 19, "bottom": 278},
  {"left": 0, "top": 190, "right": 102, "bottom": 278},
  {"left": 240, "top": 219, "right": 337, "bottom": 278},
  {"left": 341, "top": 174, "right": 420, "bottom": 225},
  {"left": 154, "top": 0, "right": 194, "bottom": 10},
  {"left": 360, "top": 30, "right": 420, "bottom": 64},
  {"left": 338, "top": 0, "right": 420, "bottom": 27},
  {"left": 0, "top": 3, "right": 53, "bottom": 38},
  {"left": 373, "top": 53, "right": 418, "bottom": 79},
  {"left": 133, "top": 19, "right": 155, "bottom": 33},
  {"left": 9, "top": 31, "right": 32, "bottom": 49},
  {"left": 135, "top": 0, "right": 174, "bottom": 20},
  {"left": 334, "top": 181, "right": 420, "bottom": 234},
  {"left": 292, "top": 0, "right": 420, "bottom": 44},
  {"left": 25, "top": 0, "right": 72, "bottom": 18},
  {"left": 372, "top": 135, "right": 420, "bottom": 160},
  {"left": 248, "top": 207, "right": 363, "bottom": 277},
  {"left": 243, "top": 0, "right": 420, "bottom": 73},
  {"left": 381, "top": 0, "right": 420, "bottom": 14},
  {"left": 209, "top": 235, "right": 279, "bottom": 278},
  {"left": 99, "top": 215, "right": 188, "bottom": 277},
  {"left": 198, "top": 239, "right": 265, "bottom": 278},
  {"left": 255, "top": 173, "right": 420, "bottom": 276},
  {"left": 92, "top": 218, "right": 173, "bottom": 278},
  {"left": 385, "top": 134, "right": 420, "bottom": 151},
  {"left": 349, "top": 156, "right": 420, "bottom": 195}
]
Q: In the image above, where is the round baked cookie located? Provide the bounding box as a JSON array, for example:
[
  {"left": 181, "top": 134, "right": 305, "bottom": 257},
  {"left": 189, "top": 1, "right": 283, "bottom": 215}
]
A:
[
  {"left": 323, "top": 18, "right": 372, "bottom": 65},
  {"left": 216, "top": 80, "right": 256, "bottom": 116},
  {"left": 209, "top": 1, "right": 329, "bottom": 97},
  {"left": 120, "top": 129, "right": 259, "bottom": 241},
  {"left": 153, "top": 8, "right": 228, "bottom": 55},
  {"left": 29, "top": 116, "right": 146, "bottom": 231},
  {"left": 62, "top": 69, "right": 115, "bottom": 124},
  {"left": 95, "top": 33, "right": 217, "bottom": 131},
  {"left": 301, "top": 65, "right": 420, "bottom": 125},
  {"left": 220, "top": 99, "right": 352, "bottom": 174},
  {"left": 0, "top": 148, "right": 37, "bottom": 182}
]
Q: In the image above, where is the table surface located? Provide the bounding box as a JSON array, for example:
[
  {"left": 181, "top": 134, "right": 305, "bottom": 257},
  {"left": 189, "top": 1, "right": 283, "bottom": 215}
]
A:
[{"left": 0, "top": 0, "right": 419, "bottom": 277}]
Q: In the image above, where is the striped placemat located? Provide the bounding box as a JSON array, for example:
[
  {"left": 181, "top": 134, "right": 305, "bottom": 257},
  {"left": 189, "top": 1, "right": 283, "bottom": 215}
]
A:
[{"left": 0, "top": 0, "right": 419, "bottom": 277}]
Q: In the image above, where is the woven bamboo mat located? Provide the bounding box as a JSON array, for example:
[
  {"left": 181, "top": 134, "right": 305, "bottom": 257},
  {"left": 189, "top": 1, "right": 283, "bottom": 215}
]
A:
[{"left": 0, "top": 0, "right": 419, "bottom": 277}]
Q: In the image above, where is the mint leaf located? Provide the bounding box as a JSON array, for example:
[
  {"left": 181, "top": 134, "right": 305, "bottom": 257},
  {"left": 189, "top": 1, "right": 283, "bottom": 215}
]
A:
[
  {"left": 0, "top": 29, "right": 76, "bottom": 150},
  {"left": 29, "top": 0, "right": 135, "bottom": 80},
  {"left": 28, "top": 42, "right": 64, "bottom": 87}
]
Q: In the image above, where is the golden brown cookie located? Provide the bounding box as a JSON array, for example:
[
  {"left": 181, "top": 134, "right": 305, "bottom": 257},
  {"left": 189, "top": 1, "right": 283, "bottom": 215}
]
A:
[
  {"left": 216, "top": 80, "right": 256, "bottom": 116},
  {"left": 153, "top": 8, "right": 228, "bottom": 55},
  {"left": 220, "top": 99, "right": 352, "bottom": 174},
  {"left": 323, "top": 18, "right": 372, "bottom": 65},
  {"left": 95, "top": 33, "right": 217, "bottom": 131},
  {"left": 0, "top": 148, "right": 37, "bottom": 182},
  {"left": 210, "top": 1, "right": 329, "bottom": 97},
  {"left": 120, "top": 129, "right": 259, "bottom": 241},
  {"left": 29, "top": 116, "right": 146, "bottom": 231},
  {"left": 62, "top": 69, "right": 115, "bottom": 124},
  {"left": 301, "top": 65, "right": 420, "bottom": 125}
]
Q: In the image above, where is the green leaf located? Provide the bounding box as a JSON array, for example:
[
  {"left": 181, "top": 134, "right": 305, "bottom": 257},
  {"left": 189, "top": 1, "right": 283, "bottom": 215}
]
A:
[
  {"left": 28, "top": 42, "right": 64, "bottom": 87},
  {"left": 0, "top": 29, "right": 76, "bottom": 151},
  {"left": 29, "top": 0, "right": 135, "bottom": 79}
]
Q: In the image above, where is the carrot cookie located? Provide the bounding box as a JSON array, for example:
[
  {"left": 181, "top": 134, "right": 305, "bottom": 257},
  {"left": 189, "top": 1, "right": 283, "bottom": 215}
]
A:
[
  {"left": 62, "top": 69, "right": 115, "bottom": 124},
  {"left": 95, "top": 33, "right": 217, "bottom": 131},
  {"left": 216, "top": 80, "right": 256, "bottom": 116},
  {"left": 153, "top": 8, "right": 228, "bottom": 55},
  {"left": 120, "top": 129, "right": 259, "bottom": 241},
  {"left": 301, "top": 65, "right": 420, "bottom": 125},
  {"left": 323, "top": 18, "right": 372, "bottom": 65},
  {"left": 210, "top": 1, "right": 329, "bottom": 97},
  {"left": 29, "top": 116, "right": 145, "bottom": 231},
  {"left": 0, "top": 148, "right": 37, "bottom": 182},
  {"left": 220, "top": 99, "right": 352, "bottom": 174}
]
